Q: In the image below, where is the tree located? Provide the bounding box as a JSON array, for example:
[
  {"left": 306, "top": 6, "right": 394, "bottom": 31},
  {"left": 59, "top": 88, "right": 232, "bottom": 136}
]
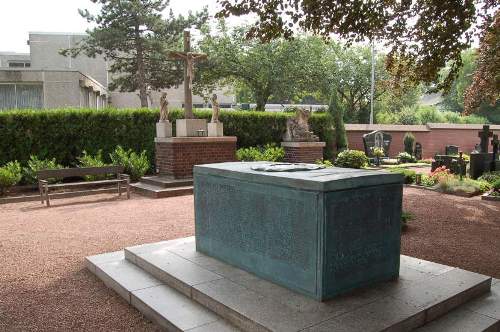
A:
[
  {"left": 218, "top": 0, "right": 499, "bottom": 91},
  {"left": 328, "top": 90, "right": 348, "bottom": 153},
  {"left": 62, "top": 0, "right": 207, "bottom": 107},
  {"left": 464, "top": 9, "right": 500, "bottom": 114},
  {"left": 195, "top": 22, "right": 325, "bottom": 111},
  {"left": 440, "top": 49, "right": 477, "bottom": 113},
  {"left": 320, "top": 44, "right": 389, "bottom": 123}
]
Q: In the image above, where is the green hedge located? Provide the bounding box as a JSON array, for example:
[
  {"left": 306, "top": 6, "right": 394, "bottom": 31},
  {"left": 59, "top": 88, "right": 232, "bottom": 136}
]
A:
[{"left": 0, "top": 108, "right": 334, "bottom": 166}]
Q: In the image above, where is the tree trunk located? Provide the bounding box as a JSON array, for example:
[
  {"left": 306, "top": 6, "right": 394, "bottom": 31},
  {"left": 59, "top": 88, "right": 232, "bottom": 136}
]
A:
[
  {"left": 255, "top": 89, "right": 270, "bottom": 112},
  {"left": 135, "top": 24, "right": 148, "bottom": 108}
]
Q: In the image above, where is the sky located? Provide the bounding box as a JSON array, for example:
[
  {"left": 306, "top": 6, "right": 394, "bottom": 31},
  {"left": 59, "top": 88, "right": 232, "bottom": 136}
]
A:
[{"left": 0, "top": 0, "right": 236, "bottom": 53}]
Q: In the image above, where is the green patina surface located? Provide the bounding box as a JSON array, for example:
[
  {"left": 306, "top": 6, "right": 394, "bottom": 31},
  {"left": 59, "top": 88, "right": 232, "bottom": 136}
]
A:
[{"left": 194, "top": 162, "right": 403, "bottom": 301}]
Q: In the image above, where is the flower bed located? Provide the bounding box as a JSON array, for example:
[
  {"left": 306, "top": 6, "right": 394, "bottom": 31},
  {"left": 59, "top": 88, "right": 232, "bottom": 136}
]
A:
[{"left": 391, "top": 166, "right": 491, "bottom": 197}]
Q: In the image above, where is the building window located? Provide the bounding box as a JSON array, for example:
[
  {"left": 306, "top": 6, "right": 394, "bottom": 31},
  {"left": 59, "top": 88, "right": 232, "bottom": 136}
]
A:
[
  {"left": 8, "top": 61, "right": 31, "bottom": 68},
  {"left": 0, "top": 83, "right": 43, "bottom": 109}
]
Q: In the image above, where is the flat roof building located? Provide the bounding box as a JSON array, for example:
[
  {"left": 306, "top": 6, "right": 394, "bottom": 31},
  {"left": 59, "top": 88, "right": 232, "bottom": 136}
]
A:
[{"left": 0, "top": 32, "right": 234, "bottom": 110}]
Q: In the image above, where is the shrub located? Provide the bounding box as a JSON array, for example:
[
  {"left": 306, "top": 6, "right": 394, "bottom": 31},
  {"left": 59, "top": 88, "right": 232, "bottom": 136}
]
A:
[
  {"left": 110, "top": 146, "right": 150, "bottom": 181},
  {"left": 401, "top": 211, "right": 414, "bottom": 230},
  {"left": 478, "top": 171, "right": 500, "bottom": 184},
  {"left": 492, "top": 179, "right": 500, "bottom": 191},
  {"left": 372, "top": 147, "right": 385, "bottom": 158},
  {"left": 236, "top": 144, "right": 285, "bottom": 162},
  {"left": 22, "top": 155, "right": 61, "bottom": 185},
  {"left": 421, "top": 174, "right": 437, "bottom": 187},
  {"left": 403, "top": 132, "right": 415, "bottom": 155},
  {"left": 77, "top": 150, "right": 108, "bottom": 181},
  {"left": 437, "top": 177, "right": 489, "bottom": 196},
  {"left": 389, "top": 168, "right": 417, "bottom": 184},
  {"left": 0, "top": 161, "right": 22, "bottom": 195},
  {"left": 0, "top": 108, "right": 334, "bottom": 166},
  {"left": 334, "top": 150, "right": 368, "bottom": 169},
  {"left": 316, "top": 159, "right": 334, "bottom": 167},
  {"left": 429, "top": 166, "right": 453, "bottom": 183},
  {"left": 478, "top": 180, "right": 492, "bottom": 193},
  {"left": 397, "top": 152, "right": 416, "bottom": 163}
]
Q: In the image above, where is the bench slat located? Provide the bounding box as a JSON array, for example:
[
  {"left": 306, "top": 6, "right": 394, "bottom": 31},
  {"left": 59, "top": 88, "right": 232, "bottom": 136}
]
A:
[
  {"left": 38, "top": 166, "right": 124, "bottom": 180},
  {"left": 47, "top": 179, "right": 125, "bottom": 188}
]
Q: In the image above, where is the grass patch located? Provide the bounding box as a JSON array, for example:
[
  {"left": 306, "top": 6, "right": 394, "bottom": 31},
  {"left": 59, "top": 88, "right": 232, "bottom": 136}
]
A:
[{"left": 401, "top": 211, "right": 414, "bottom": 231}]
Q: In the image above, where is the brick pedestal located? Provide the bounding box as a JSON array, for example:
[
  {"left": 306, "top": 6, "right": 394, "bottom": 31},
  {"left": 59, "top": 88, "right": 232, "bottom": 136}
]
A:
[
  {"left": 281, "top": 141, "right": 326, "bottom": 164},
  {"left": 155, "top": 137, "right": 237, "bottom": 178}
]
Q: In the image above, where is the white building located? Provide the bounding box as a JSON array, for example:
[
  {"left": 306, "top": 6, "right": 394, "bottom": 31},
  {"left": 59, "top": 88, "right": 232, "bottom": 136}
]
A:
[{"left": 0, "top": 32, "right": 234, "bottom": 110}]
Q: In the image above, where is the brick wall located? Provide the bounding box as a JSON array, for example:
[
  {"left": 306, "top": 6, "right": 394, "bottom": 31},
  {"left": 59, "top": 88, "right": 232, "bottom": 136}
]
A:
[
  {"left": 155, "top": 137, "right": 237, "bottom": 178},
  {"left": 283, "top": 146, "right": 325, "bottom": 163},
  {"left": 345, "top": 124, "right": 500, "bottom": 159}
]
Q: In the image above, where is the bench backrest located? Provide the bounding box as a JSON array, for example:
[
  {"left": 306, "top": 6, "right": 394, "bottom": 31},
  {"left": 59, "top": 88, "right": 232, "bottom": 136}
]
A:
[{"left": 37, "top": 166, "right": 124, "bottom": 180}]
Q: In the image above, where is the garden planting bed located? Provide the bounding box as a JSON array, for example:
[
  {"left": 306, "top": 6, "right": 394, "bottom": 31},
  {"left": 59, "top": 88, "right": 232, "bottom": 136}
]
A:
[
  {"left": 482, "top": 191, "right": 500, "bottom": 201},
  {"left": 405, "top": 183, "right": 479, "bottom": 197}
]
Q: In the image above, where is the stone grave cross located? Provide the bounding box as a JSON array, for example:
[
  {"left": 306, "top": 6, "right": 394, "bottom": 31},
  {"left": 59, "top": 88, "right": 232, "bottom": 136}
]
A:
[
  {"left": 169, "top": 30, "right": 207, "bottom": 119},
  {"left": 478, "top": 125, "right": 493, "bottom": 153}
]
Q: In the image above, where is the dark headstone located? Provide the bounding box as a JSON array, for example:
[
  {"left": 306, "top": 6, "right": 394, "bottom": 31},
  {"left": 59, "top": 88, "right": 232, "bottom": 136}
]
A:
[
  {"left": 414, "top": 142, "right": 422, "bottom": 161},
  {"left": 492, "top": 134, "right": 499, "bottom": 172},
  {"left": 470, "top": 152, "right": 493, "bottom": 179},
  {"left": 479, "top": 125, "right": 493, "bottom": 153},
  {"left": 445, "top": 145, "right": 459, "bottom": 156},
  {"left": 458, "top": 151, "right": 467, "bottom": 180},
  {"left": 362, "top": 130, "right": 392, "bottom": 158},
  {"left": 431, "top": 154, "right": 467, "bottom": 176}
]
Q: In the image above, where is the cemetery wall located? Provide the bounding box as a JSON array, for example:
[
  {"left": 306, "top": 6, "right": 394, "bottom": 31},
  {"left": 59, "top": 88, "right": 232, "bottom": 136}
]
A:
[{"left": 346, "top": 124, "right": 500, "bottom": 158}]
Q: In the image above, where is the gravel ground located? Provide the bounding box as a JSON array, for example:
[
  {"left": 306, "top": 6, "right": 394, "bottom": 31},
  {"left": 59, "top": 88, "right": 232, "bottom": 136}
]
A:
[
  {"left": 402, "top": 187, "right": 500, "bottom": 278},
  {"left": 0, "top": 188, "right": 499, "bottom": 331}
]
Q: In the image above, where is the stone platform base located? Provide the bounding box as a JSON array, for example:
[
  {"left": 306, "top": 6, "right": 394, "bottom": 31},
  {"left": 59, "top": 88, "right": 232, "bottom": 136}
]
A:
[
  {"left": 86, "top": 237, "right": 499, "bottom": 332},
  {"left": 281, "top": 141, "right": 326, "bottom": 163},
  {"left": 155, "top": 137, "right": 237, "bottom": 179},
  {"left": 131, "top": 176, "right": 193, "bottom": 199}
]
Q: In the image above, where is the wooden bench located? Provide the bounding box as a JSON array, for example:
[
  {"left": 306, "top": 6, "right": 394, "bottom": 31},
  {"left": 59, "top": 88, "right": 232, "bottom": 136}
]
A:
[{"left": 38, "top": 166, "right": 130, "bottom": 207}]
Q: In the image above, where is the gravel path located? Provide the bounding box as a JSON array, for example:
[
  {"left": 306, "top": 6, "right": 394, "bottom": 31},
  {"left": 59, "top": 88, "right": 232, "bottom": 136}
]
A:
[
  {"left": 0, "top": 188, "right": 499, "bottom": 331},
  {"left": 402, "top": 187, "right": 500, "bottom": 278},
  {"left": 0, "top": 194, "right": 193, "bottom": 332}
]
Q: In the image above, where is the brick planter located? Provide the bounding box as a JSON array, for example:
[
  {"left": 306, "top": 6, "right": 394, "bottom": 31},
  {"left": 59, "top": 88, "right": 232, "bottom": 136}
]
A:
[
  {"left": 155, "top": 137, "right": 237, "bottom": 179},
  {"left": 281, "top": 141, "right": 326, "bottom": 164}
]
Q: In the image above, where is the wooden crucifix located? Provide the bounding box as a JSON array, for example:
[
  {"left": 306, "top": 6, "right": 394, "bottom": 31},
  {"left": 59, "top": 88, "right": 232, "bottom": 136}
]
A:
[
  {"left": 169, "top": 30, "right": 207, "bottom": 119},
  {"left": 478, "top": 125, "right": 493, "bottom": 153}
]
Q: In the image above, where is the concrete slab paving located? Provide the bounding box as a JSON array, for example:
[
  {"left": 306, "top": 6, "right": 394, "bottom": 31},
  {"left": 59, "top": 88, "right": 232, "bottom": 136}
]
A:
[
  {"left": 95, "top": 259, "right": 163, "bottom": 302},
  {"left": 400, "top": 255, "right": 455, "bottom": 276},
  {"left": 85, "top": 250, "right": 123, "bottom": 273},
  {"left": 131, "top": 285, "right": 220, "bottom": 331},
  {"left": 304, "top": 296, "right": 425, "bottom": 332},
  {"left": 187, "top": 320, "right": 242, "bottom": 332},
  {"left": 128, "top": 248, "right": 224, "bottom": 297},
  {"left": 466, "top": 281, "right": 500, "bottom": 321},
  {"left": 416, "top": 307, "right": 498, "bottom": 332}
]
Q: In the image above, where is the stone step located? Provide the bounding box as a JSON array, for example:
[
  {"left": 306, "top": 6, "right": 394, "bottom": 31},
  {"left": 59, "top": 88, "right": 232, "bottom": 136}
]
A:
[
  {"left": 131, "top": 182, "right": 193, "bottom": 199},
  {"left": 86, "top": 250, "right": 240, "bottom": 332},
  {"left": 123, "top": 237, "right": 495, "bottom": 332},
  {"left": 416, "top": 278, "right": 500, "bottom": 331},
  {"left": 140, "top": 176, "right": 193, "bottom": 188}
]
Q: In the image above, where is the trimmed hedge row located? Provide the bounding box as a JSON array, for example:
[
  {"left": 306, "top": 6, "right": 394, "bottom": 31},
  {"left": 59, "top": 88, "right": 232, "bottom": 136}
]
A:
[{"left": 0, "top": 108, "right": 334, "bottom": 166}]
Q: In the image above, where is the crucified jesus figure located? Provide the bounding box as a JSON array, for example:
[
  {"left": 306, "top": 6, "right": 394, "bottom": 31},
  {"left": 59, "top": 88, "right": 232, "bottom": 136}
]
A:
[{"left": 169, "top": 51, "right": 207, "bottom": 92}]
